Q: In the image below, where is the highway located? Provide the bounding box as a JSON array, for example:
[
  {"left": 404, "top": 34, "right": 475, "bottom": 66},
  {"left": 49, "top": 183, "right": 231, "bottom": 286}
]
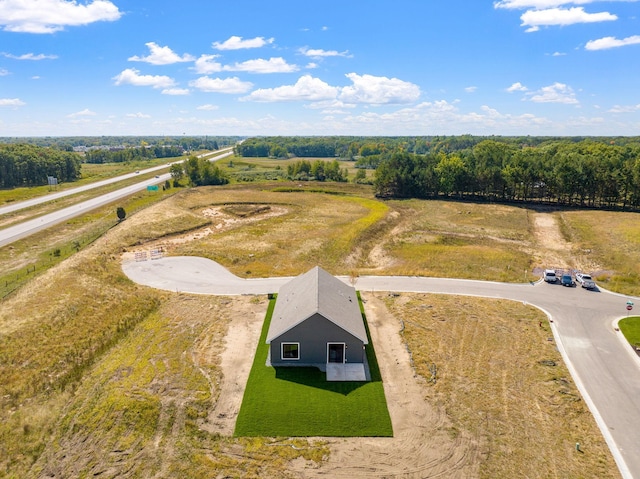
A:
[
  {"left": 0, "top": 149, "right": 233, "bottom": 248},
  {"left": 122, "top": 256, "right": 640, "bottom": 479}
]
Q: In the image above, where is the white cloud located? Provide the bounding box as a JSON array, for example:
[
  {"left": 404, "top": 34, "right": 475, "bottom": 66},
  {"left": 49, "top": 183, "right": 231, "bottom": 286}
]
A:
[
  {"left": 330, "top": 100, "right": 556, "bottom": 136},
  {"left": 521, "top": 7, "right": 617, "bottom": 32},
  {"left": 0, "top": 0, "right": 121, "bottom": 34},
  {"left": 551, "top": 51, "right": 567, "bottom": 56},
  {"left": 112, "top": 69, "right": 176, "bottom": 89},
  {"left": 67, "top": 108, "right": 96, "bottom": 117},
  {"left": 212, "top": 36, "right": 274, "bottom": 50},
  {"left": 507, "top": 82, "right": 528, "bottom": 92},
  {"left": 0, "top": 68, "right": 9, "bottom": 76},
  {"left": 494, "top": 0, "right": 636, "bottom": 9},
  {"left": 306, "top": 99, "right": 357, "bottom": 111},
  {"left": 162, "top": 88, "right": 190, "bottom": 95},
  {"left": 465, "top": 86, "right": 478, "bottom": 93},
  {"left": 192, "top": 54, "right": 223, "bottom": 74},
  {"left": 241, "top": 75, "right": 338, "bottom": 102},
  {"left": 128, "top": 42, "right": 194, "bottom": 65},
  {"left": 585, "top": 35, "right": 640, "bottom": 50},
  {"left": 240, "top": 73, "right": 420, "bottom": 105},
  {"left": 526, "top": 82, "right": 579, "bottom": 103},
  {"left": 339, "top": 73, "right": 421, "bottom": 105},
  {"left": 1, "top": 52, "right": 57, "bottom": 60},
  {"left": 299, "top": 47, "right": 351, "bottom": 58},
  {"left": 223, "top": 57, "right": 299, "bottom": 74},
  {"left": 189, "top": 76, "right": 253, "bottom": 94},
  {"left": 126, "top": 112, "right": 151, "bottom": 118},
  {"left": 608, "top": 104, "right": 640, "bottom": 112},
  {"left": 197, "top": 104, "right": 219, "bottom": 111},
  {"left": 0, "top": 98, "right": 25, "bottom": 106}
]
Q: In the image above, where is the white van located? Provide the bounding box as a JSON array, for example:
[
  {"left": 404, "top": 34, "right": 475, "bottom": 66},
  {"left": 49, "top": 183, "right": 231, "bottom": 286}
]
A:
[{"left": 544, "top": 269, "right": 558, "bottom": 283}]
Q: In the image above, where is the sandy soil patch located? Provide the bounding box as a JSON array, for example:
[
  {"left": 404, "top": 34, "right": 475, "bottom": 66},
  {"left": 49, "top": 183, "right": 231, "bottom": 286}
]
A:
[
  {"left": 531, "top": 212, "right": 575, "bottom": 271},
  {"left": 121, "top": 205, "right": 288, "bottom": 261},
  {"left": 200, "top": 297, "right": 266, "bottom": 436}
]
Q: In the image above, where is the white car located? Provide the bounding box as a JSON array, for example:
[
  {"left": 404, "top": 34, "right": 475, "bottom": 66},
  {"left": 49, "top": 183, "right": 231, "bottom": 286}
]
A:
[
  {"left": 575, "top": 273, "right": 596, "bottom": 289},
  {"left": 544, "top": 269, "right": 558, "bottom": 283}
]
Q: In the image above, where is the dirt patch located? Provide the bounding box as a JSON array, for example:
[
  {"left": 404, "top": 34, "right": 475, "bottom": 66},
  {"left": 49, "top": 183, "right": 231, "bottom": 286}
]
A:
[
  {"left": 287, "top": 292, "right": 479, "bottom": 478},
  {"left": 531, "top": 212, "right": 575, "bottom": 271},
  {"left": 222, "top": 204, "right": 272, "bottom": 218},
  {"left": 199, "top": 297, "right": 266, "bottom": 436},
  {"left": 120, "top": 204, "right": 288, "bottom": 261}
]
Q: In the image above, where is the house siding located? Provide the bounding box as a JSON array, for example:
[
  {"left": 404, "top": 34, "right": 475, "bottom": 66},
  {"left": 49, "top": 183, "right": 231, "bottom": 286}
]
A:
[{"left": 270, "top": 312, "right": 365, "bottom": 367}]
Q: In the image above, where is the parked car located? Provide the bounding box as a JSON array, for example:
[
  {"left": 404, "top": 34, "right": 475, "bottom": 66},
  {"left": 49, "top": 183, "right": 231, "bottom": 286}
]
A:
[
  {"left": 576, "top": 273, "right": 596, "bottom": 289},
  {"left": 561, "top": 274, "right": 575, "bottom": 287},
  {"left": 544, "top": 269, "right": 558, "bottom": 283}
]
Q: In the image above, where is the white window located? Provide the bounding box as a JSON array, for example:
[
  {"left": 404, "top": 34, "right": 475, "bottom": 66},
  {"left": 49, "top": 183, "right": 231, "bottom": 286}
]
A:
[{"left": 281, "top": 342, "right": 300, "bottom": 360}]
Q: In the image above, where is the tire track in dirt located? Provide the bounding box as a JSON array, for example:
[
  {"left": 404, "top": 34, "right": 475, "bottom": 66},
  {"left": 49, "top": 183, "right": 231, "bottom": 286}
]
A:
[{"left": 290, "top": 293, "right": 480, "bottom": 478}]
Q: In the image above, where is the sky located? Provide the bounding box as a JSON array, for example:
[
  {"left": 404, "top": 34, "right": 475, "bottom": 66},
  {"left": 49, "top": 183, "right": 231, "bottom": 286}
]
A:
[{"left": 0, "top": 0, "right": 639, "bottom": 137}]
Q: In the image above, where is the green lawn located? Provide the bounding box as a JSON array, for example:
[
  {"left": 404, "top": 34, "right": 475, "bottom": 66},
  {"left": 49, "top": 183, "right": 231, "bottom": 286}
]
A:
[
  {"left": 234, "top": 295, "right": 393, "bottom": 437},
  {"left": 619, "top": 316, "right": 640, "bottom": 349}
]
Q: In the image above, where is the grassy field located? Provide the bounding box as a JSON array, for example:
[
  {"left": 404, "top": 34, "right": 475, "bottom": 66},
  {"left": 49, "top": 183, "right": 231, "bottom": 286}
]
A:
[
  {"left": 559, "top": 210, "right": 640, "bottom": 295},
  {"left": 619, "top": 316, "right": 640, "bottom": 349},
  {"left": 384, "top": 293, "right": 619, "bottom": 479},
  {"left": 235, "top": 296, "right": 392, "bottom": 437},
  {"left": 218, "top": 156, "right": 372, "bottom": 184},
  {"left": 0, "top": 184, "right": 185, "bottom": 299},
  {"left": 0, "top": 179, "right": 636, "bottom": 477},
  {"left": 164, "top": 184, "right": 540, "bottom": 283}
]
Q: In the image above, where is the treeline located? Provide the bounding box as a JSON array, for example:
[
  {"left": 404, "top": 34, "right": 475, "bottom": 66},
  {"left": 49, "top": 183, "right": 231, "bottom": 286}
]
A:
[
  {"left": 0, "top": 144, "right": 82, "bottom": 188},
  {"left": 373, "top": 140, "right": 640, "bottom": 209},
  {"left": 235, "top": 135, "right": 640, "bottom": 159},
  {"left": 85, "top": 145, "right": 185, "bottom": 164},
  {"left": 287, "top": 159, "right": 348, "bottom": 182},
  {"left": 0, "top": 136, "right": 242, "bottom": 151}
]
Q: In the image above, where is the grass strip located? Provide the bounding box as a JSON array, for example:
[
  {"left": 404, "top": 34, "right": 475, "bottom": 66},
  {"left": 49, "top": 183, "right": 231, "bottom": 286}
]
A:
[
  {"left": 235, "top": 295, "right": 392, "bottom": 437},
  {"left": 619, "top": 316, "right": 640, "bottom": 349}
]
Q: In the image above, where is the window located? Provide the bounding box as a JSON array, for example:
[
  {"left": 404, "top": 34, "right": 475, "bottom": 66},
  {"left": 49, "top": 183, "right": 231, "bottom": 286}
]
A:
[{"left": 281, "top": 342, "right": 300, "bottom": 360}]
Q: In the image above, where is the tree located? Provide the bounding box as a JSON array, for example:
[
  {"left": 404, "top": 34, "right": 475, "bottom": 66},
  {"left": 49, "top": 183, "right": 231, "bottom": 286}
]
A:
[
  {"left": 169, "top": 162, "right": 185, "bottom": 182},
  {"left": 116, "top": 207, "right": 126, "bottom": 222},
  {"left": 435, "top": 153, "right": 467, "bottom": 196}
]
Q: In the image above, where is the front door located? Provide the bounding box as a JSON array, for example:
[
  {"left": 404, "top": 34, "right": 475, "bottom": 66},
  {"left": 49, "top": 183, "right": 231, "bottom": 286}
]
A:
[{"left": 327, "top": 343, "right": 345, "bottom": 363}]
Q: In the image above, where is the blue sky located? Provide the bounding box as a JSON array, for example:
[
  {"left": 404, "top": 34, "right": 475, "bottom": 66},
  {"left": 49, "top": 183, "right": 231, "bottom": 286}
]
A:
[{"left": 0, "top": 0, "right": 639, "bottom": 137}]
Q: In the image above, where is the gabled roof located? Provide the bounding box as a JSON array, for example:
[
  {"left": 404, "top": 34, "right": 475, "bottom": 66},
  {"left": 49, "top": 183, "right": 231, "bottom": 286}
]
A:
[{"left": 266, "top": 266, "right": 368, "bottom": 344}]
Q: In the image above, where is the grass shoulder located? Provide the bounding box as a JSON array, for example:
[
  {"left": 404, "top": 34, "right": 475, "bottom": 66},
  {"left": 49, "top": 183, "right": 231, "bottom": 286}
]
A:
[{"left": 618, "top": 316, "right": 640, "bottom": 350}]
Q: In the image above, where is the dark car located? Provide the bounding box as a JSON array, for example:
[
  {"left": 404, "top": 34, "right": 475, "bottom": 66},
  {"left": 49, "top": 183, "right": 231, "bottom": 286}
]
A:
[{"left": 561, "top": 274, "right": 575, "bottom": 287}]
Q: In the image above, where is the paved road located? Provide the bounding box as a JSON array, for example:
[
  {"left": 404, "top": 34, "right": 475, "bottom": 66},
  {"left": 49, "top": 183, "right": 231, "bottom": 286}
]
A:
[
  {"left": 0, "top": 150, "right": 234, "bottom": 248},
  {"left": 0, "top": 148, "right": 233, "bottom": 216},
  {"left": 122, "top": 256, "right": 640, "bottom": 479}
]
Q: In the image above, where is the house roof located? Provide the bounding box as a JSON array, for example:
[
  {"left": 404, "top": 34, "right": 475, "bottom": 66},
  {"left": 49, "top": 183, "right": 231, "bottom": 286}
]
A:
[{"left": 266, "top": 266, "right": 368, "bottom": 344}]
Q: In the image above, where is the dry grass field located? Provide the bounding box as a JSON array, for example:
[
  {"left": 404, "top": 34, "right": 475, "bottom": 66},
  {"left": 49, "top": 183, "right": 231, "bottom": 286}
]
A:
[{"left": 0, "top": 181, "right": 633, "bottom": 478}]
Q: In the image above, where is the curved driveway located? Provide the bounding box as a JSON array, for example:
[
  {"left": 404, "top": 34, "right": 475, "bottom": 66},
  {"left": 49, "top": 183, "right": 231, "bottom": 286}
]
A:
[{"left": 123, "top": 256, "right": 640, "bottom": 479}]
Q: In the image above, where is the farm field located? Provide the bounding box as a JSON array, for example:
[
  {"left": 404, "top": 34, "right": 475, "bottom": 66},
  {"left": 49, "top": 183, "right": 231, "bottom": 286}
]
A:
[{"left": 0, "top": 181, "right": 634, "bottom": 478}]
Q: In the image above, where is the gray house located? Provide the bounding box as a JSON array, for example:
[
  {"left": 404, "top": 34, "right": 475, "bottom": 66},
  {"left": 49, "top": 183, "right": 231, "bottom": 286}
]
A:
[{"left": 266, "top": 266, "right": 369, "bottom": 380}]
